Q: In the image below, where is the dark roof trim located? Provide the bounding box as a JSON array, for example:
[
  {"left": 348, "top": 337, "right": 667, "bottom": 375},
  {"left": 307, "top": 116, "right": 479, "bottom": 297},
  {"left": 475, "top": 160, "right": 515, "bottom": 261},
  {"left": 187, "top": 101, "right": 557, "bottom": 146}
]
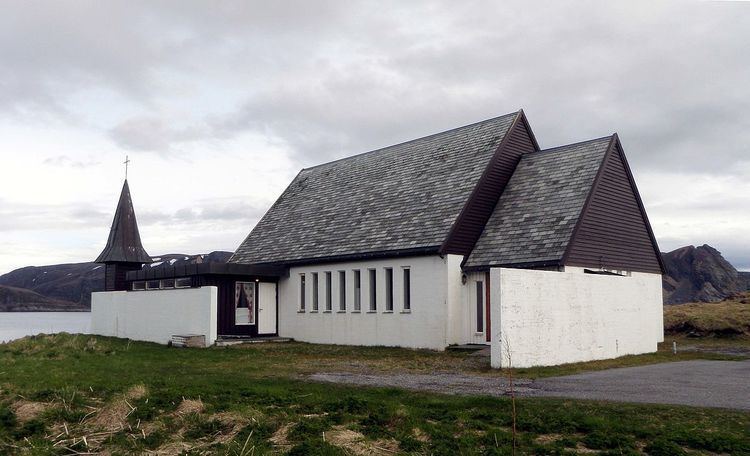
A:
[
  {"left": 462, "top": 259, "right": 563, "bottom": 273},
  {"left": 560, "top": 135, "right": 617, "bottom": 266},
  {"left": 440, "top": 110, "right": 535, "bottom": 255},
  {"left": 250, "top": 246, "right": 441, "bottom": 269},
  {"left": 611, "top": 135, "right": 667, "bottom": 274},
  {"left": 517, "top": 109, "right": 541, "bottom": 151},
  {"left": 126, "top": 262, "right": 287, "bottom": 281}
]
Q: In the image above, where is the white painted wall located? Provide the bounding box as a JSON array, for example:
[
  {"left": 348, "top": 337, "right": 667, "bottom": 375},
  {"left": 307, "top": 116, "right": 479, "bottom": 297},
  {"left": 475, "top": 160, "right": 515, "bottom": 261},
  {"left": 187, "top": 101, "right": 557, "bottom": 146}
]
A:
[
  {"left": 90, "top": 287, "right": 218, "bottom": 347},
  {"left": 490, "top": 268, "right": 663, "bottom": 368},
  {"left": 278, "top": 255, "right": 463, "bottom": 350}
]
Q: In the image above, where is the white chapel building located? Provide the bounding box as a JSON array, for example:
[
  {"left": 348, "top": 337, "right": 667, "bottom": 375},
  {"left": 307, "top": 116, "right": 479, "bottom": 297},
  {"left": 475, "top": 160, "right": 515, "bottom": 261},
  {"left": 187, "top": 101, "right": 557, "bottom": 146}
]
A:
[{"left": 92, "top": 110, "right": 664, "bottom": 367}]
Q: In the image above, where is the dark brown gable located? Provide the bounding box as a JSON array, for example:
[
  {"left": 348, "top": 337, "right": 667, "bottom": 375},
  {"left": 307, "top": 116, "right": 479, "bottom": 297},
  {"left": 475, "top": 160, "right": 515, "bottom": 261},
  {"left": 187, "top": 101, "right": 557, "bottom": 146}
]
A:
[
  {"left": 440, "top": 111, "right": 539, "bottom": 256},
  {"left": 563, "top": 135, "right": 664, "bottom": 274}
]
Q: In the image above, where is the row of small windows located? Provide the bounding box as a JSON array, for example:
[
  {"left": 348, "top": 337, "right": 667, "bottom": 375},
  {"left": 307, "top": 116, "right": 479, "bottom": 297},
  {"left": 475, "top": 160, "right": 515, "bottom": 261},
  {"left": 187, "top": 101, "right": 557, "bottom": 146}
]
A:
[
  {"left": 132, "top": 277, "right": 192, "bottom": 291},
  {"left": 299, "top": 267, "right": 411, "bottom": 313}
]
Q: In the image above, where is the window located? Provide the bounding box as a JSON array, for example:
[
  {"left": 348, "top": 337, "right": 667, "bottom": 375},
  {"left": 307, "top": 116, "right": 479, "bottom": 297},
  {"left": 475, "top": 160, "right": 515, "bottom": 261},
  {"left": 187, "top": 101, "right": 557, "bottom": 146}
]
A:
[
  {"left": 161, "top": 278, "right": 175, "bottom": 289},
  {"left": 175, "top": 277, "right": 192, "bottom": 288},
  {"left": 385, "top": 268, "right": 393, "bottom": 312},
  {"left": 338, "top": 271, "right": 346, "bottom": 311},
  {"left": 132, "top": 281, "right": 145, "bottom": 291},
  {"left": 312, "top": 272, "right": 319, "bottom": 311},
  {"left": 299, "top": 274, "right": 306, "bottom": 311},
  {"left": 403, "top": 268, "right": 411, "bottom": 311},
  {"left": 476, "top": 281, "right": 484, "bottom": 333},
  {"left": 146, "top": 280, "right": 161, "bottom": 290},
  {"left": 368, "top": 269, "right": 377, "bottom": 311},
  {"left": 353, "top": 270, "right": 361, "bottom": 311},
  {"left": 325, "top": 272, "right": 332, "bottom": 311}
]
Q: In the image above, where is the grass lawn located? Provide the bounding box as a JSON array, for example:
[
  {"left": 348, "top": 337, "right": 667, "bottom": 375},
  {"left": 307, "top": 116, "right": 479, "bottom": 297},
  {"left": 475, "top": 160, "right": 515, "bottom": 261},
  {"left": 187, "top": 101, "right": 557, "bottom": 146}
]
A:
[{"left": 1, "top": 334, "right": 749, "bottom": 455}]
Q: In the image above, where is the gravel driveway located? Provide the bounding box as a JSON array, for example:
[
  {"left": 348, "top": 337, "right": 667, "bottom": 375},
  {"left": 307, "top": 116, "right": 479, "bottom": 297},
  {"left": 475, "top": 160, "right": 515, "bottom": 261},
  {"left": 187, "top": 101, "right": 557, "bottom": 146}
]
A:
[{"left": 309, "top": 359, "right": 750, "bottom": 411}]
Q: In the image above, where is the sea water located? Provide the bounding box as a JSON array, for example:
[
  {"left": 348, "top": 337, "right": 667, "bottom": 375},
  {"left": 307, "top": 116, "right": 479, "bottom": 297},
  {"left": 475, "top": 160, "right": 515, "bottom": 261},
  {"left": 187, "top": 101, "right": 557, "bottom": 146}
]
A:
[{"left": 0, "top": 312, "right": 91, "bottom": 343}]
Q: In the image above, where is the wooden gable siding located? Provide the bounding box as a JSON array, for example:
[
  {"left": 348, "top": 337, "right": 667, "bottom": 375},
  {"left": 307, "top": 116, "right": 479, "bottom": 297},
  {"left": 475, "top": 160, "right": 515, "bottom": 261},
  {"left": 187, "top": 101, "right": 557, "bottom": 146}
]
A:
[
  {"left": 104, "top": 263, "right": 142, "bottom": 291},
  {"left": 441, "top": 112, "right": 539, "bottom": 256},
  {"left": 563, "top": 137, "right": 664, "bottom": 274}
]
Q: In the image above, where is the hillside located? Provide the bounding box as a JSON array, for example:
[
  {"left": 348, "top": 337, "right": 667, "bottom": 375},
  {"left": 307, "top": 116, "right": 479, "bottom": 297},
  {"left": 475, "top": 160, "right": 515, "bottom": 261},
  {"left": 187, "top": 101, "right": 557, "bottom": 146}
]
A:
[
  {"left": 664, "top": 292, "right": 750, "bottom": 337},
  {"left": 0, "top": 251, "right": 232, "bottom": 312},
  {"left": 661, "top": 244, "right": 748, "bottom": 304},
  {"left": 0, "top": 285, "right": 84, "bottom": 312}
]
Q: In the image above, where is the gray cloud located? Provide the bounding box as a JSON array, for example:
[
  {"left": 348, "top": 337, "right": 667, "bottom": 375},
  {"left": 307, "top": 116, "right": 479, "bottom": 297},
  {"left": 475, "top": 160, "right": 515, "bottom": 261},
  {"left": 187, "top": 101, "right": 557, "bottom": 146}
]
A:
[
  {"left": 2, "top": 1, "right": 749, "bottom": 268},
  {"left": 137, "top": 199, "right": 266, "bottom": 226},
  {"left": 43, "top": 155, "right": 101, "bottom": 168}
]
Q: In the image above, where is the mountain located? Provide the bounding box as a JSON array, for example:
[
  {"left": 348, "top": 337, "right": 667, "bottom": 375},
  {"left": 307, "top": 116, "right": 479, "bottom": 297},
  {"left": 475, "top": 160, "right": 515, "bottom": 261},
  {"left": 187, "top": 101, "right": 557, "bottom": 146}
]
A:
[
  {"left": 0, "top": 251, "right": 233, "bottom": 312},
  {"left": 662, "top": 244, "right": 749, "bottom": 305},
  {"left": 0, "top": 285, "right": 86, "bottom": 312}
]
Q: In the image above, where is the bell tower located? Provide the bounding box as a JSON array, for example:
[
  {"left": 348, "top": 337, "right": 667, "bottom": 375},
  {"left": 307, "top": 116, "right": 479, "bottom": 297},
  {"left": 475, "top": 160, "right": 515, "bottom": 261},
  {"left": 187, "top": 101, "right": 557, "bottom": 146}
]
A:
[{"left": 95, "top": 178, "right": 152, "bottom": 291}]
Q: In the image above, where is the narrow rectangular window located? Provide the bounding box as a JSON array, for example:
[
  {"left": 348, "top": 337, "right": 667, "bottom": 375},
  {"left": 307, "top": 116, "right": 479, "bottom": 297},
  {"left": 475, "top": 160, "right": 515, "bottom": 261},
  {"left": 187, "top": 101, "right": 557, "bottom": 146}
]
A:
[
  {"left": 369, "top": 269, "right": 377, "bottom": 311},
  {"left": 312, "top": 272, "right": 319, "bottom": 311},
  {"left": 476, "top": 281, "right": 484, "bottom": 333},
  {"left": 299, "top": 274, "right": 306, "bottom": 310},
  {"left": 385, "top": 268, "right": 393, "bottom": 311},
  {"left": 403, "top": 268, "right": 411, "bottom": 311},
  {"left": 353, "top": 270, "right": 361, "bottom": 311},
  {"left": 325, "top": 271, "right": 332, "bottom": 311},
  {"left": 339, "top": 271, "right": 346, "bottom": 311}
]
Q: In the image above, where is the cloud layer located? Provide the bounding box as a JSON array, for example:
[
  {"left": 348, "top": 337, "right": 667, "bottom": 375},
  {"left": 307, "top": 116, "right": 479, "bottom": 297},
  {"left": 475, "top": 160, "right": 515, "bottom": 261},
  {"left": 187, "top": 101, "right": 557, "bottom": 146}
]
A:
[{"left": 0, "top": 1, "right": 748, "bottom": 272}]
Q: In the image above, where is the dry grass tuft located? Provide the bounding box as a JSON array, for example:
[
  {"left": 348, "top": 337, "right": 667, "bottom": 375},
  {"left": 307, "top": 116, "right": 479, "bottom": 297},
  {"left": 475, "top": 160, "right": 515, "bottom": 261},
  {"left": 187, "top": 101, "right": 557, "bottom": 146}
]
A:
[
  {"left": 269, "top": 422, "right": 293, "bottom": 448},
  {"left": 175, "top": 398, "right": 204, "bottom": 416},
  {"left": 92, "top": 384, "right": 147, "bottom": 431},
  {"left": 11, "top": 400, "right": 49, "bottom": 423},
  {"left": 412, "top": 427, "right": 430, "bottom": 442},
  {"left": 535, "top": 433, "right": 563, "bottom": 444},
  {"left": 327, "top": 425, "right": 400, "bottom": 455}
]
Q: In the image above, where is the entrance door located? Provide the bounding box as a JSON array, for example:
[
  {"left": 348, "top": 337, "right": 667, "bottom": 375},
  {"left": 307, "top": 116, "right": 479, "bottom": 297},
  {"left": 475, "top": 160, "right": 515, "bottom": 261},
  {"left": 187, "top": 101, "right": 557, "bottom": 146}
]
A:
[
  {"left": 466, "top": 276, "right": 487, "bottom": 344},
  {"left": 257, "top": 282, "right": 277, "bottom": 335}
]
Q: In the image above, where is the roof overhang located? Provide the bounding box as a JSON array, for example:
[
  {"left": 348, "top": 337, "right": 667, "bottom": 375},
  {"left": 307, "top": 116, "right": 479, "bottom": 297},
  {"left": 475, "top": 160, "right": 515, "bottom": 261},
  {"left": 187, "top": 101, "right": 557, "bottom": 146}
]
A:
[{"left": 126, "top": 262, "right": 287, "bottom": 282}]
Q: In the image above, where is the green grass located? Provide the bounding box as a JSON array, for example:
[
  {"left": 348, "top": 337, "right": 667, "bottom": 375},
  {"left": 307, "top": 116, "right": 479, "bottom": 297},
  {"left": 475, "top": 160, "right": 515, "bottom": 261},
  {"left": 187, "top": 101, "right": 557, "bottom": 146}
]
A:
[{"left": 0, "top": 334, "right": 749, "bottom": 455}]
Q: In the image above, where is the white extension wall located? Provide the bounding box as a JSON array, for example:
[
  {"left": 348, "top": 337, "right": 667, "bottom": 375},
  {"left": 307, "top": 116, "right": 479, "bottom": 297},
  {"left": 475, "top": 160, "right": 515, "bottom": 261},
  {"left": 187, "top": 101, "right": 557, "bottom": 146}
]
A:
[
  {"left": 277, "top": 255, "right": 464, "bottom": 350},
  {"left": 90, "top": 287, "right": 218, "bottom": 347},
  {"left": 490, "top": 268, "right": 663, "bottom": 368}
]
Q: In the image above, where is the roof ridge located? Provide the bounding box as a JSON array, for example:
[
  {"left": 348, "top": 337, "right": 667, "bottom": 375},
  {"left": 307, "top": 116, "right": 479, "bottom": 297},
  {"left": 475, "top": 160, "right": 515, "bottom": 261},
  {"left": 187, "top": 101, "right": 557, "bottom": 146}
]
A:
[
  {"left": 532, "top": 134, "right": 615, "bottom": 156},
  {"left": 300, "top": 111, "right": 521, "bottom": 173}
]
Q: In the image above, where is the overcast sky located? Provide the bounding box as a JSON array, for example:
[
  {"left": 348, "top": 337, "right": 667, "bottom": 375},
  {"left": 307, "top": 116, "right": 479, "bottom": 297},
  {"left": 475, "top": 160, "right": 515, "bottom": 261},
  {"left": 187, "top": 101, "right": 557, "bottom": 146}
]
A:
[{"left": 1, "top": 0, "right": 748, "bottom": 274}]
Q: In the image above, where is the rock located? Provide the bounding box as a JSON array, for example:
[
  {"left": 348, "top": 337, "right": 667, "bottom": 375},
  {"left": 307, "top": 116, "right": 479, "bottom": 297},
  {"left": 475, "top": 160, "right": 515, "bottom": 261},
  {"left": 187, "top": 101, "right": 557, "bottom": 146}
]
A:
[{"left": 661, "top": 244, "right": 743, "bottom": 304}]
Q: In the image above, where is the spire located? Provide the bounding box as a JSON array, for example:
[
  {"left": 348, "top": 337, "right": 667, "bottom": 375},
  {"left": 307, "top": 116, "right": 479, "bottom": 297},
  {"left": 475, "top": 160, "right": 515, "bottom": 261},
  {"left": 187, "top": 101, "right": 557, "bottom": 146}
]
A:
[{"left": 95, "top": 180, "right": 152, "bottom": 264}]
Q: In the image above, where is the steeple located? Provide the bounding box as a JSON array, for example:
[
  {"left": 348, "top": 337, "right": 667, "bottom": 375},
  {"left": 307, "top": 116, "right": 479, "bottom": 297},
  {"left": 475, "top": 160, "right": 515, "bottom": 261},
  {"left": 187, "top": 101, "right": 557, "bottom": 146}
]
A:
[{"left": 96, "top": 179, "right": 151, "bottom": 291}]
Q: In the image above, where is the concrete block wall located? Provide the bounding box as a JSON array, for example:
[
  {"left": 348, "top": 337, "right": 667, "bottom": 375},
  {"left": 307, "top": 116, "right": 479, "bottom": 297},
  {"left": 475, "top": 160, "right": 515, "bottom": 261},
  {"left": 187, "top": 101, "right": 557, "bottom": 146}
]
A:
[
  {"left": 90, "top": 287, "right": 218, "bottom": 347},
  {"left": 490, "top": 268, "right": 663, "bottom": 368}
]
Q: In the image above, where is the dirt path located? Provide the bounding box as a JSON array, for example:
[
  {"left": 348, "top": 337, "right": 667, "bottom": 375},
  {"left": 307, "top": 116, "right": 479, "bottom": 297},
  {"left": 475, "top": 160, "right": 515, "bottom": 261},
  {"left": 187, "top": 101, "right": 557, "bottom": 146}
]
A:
[{"left": 309, "top": 359, "right": 750, "bottom": 411}]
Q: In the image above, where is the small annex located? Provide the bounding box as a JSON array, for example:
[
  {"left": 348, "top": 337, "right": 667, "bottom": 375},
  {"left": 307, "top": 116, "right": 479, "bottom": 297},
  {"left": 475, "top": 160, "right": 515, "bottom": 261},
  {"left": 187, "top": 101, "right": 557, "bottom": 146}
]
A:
[{"left": 91, "top": 110, "right": 664, "bottom": 368}]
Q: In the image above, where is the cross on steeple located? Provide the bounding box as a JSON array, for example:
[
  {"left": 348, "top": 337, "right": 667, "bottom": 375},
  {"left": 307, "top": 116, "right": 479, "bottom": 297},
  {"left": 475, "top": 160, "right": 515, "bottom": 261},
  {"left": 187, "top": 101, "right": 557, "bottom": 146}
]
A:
[{"left": 123, "top": 155, "right": 130, "bottom": 180}]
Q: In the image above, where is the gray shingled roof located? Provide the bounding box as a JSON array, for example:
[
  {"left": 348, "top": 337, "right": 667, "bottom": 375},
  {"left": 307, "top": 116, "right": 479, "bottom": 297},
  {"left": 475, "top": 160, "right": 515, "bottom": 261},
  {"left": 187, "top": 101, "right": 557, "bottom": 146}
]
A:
[
  {"left": 463, "top": 136, "right": 612, "bottom": 269},
  {"left": 231, "top": 112, "right": 519, "bottom": 265}
]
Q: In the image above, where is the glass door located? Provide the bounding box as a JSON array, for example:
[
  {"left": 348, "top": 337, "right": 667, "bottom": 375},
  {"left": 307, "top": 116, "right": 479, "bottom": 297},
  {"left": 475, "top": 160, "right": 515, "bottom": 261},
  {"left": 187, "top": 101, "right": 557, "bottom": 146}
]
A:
[{"left": 234, "top": 282, "right": 256, "bottom": 326}]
